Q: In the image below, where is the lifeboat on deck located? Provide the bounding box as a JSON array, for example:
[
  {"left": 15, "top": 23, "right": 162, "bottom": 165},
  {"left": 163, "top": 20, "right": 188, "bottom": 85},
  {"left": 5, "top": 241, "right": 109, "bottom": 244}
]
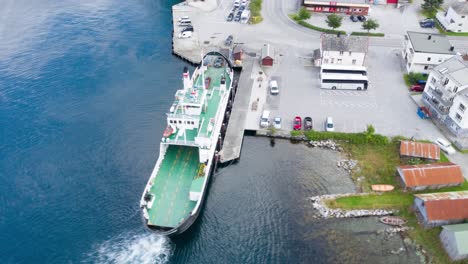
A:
[{"left": 163, "top": 124, "right": 176, "bottom": 138}]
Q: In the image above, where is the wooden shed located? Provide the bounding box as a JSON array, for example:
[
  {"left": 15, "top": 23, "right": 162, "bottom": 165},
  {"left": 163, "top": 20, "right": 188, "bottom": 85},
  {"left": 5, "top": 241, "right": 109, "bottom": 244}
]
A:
[
  {"left": 261, "top": 44, "right": 274, "bottom": 66},
  {"left": 399, "top": 140, "right": 440, "bottom": 161},
  {"left": 414, "top": 191, "right": 468, "bottom": 227},
  {"left": 397, "top": 162, "right": 464, "bottom": 191},
  {"left": 233, "top": 45, "right": 243, "bottom": 61}
]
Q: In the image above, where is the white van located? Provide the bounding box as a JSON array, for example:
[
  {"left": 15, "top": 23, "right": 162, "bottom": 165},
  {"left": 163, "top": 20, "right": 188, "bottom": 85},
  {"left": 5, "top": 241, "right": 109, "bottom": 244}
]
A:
[
  {"left": 325, "top": 117, "right": 334, "bottom": 132},
  {"left": 178, "top": 31, "right": 192, "bottom": 39},
  {"left": 260, "top": 110, "right": 270, "bottom": 128},
  {"left": 234, "top": 0, "right": 240, "bottom": 8},
  {"left": 269, "top": 80, "right": 279, "bottom": 95}
]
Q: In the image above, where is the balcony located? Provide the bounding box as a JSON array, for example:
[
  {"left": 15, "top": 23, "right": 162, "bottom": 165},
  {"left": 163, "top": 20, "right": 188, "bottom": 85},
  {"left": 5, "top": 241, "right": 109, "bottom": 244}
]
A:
[{"left": 423, "top": 92, "right": 450, "bottom": 115}]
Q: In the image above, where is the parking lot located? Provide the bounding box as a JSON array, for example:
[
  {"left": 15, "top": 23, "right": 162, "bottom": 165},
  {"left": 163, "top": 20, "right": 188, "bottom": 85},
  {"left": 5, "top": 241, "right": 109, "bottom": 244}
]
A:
[{"left": 254, "top": 45, "right": 446, "bottom": 140}]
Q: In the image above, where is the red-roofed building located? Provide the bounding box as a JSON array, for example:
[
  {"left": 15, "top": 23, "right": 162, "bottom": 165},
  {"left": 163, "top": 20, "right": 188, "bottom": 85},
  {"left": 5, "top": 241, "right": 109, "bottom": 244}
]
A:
[
  {"left": 414, "top": 191, "right": 468, "bottom": 227},
  {"left": 397, "top": 163, "right": 464, "bottom": 191},
  {"left": 400, "top": 140, "right": 440, "bottom": 161}
]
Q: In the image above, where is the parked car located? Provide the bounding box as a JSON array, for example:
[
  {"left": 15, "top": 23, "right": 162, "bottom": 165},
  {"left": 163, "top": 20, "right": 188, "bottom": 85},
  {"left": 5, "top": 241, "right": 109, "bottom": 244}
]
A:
[
  {"left": 434, "top": 138, "right": 456, "bottom": 155},
  {"left": 270, "top": 80, "right": 279, "bottom": 95},
  {"left": 239, "top": 5, "right": 246, "bottom": 12},
  {"left": 260, "top": 110, "right": 270, "bottom": 128},
  {"left": 410, "top": 84, "right": 424, "bottom": 92},
  {"left": 325, "top": 117, "right": 334, "bottom": 132},
  {"left": 241, "top": 0, "right": 247, "bottom": 6},
  {"left": 227, "top": 13, "right": 234, "bottom": 22},
  {"left": 417, "top": 79, "right": 427, "bottom": 85},
  {"left": 420, "top": 19, "right": 435, "bottom": 28},
  {"left": 178, "top": 16, "right": 190, "bottom": 22},
  {"left": 357, "top": 15, "right": 366, "bottom": 22},
  {"left": 234, "top": 0, "right": 240, "bottom": 8},
  {"left": 304, "top": 117, "right": 313, "bottom": 130},
  {"left": 178, "top": 31, "right": 192, "bottom": 39},
  {"left": 213, "top": 57, "right": 224, "bottom": 68},
  {"left": 273, "top": 117, "right": 281, "bottom": 129},
  {"left": 181, "top": 26, "right": 194, "bottom": 32},
  {"left": 234, "top": 12, "right": 242, "bottom": 22},
  {"left": 350, "top": 15, "right": 358, "bottom": 22},
  {"left": 293, "top": 116, "right": 302, "bottom": 130},
  {"left": 225, "top": 35, "right": 234, "bottom": 46}
]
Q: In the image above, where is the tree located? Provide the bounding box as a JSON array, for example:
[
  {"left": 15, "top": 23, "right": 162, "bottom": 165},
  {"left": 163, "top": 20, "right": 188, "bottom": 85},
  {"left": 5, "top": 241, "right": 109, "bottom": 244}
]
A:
[
  {"left": 421, "top": 0, "right": 443, "bottom": 12},
  {"left": 298, "top": 7, "right": 311, "bottom": 20},
  {"left": 326, "top": 14, "right": 343, "bottom": 30},
  {"left": 362, "top": 19, "right": 379, "bottom": 33}
]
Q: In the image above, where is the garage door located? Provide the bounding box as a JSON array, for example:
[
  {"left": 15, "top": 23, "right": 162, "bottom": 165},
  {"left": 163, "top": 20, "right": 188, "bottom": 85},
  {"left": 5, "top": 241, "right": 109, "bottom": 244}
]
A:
[{"left": 387, "top": 0, "right": 398, "bottom": 3}]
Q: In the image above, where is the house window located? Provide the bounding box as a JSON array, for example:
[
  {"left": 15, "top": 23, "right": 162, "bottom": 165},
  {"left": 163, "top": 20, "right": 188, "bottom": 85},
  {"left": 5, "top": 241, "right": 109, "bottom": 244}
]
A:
[
  {"left": 444, "top": 78, "right": 449, "bottom": 85},
  {"left": 431, "top": 77, "right": 436, "bottom": 84},
  {"left": 424, "top": 66, "right": 429, "bottom": 70},
  {"left": 427, "top": 57, "right": 431, "bottom": 61},
  {"left": 331, "top": 58, "right": 335, "bottom": 64},
  {"left": 454, "top": 86, "right": 459, "bottom": 93},
  {"left": 352, "top": 59, "right": 357, "bottom": 65},
  {"left": 459, "top": 24, "right": 463, "bottom": 26},
  {"left": 455, "top": 113, "right": 462, "bottom": 121},
  {"left": 323, "top": 59, "right": 329, "bottom": 64},
  {"left": 460, "top": 103, "right": 466, "bottom": 113},
  {"left": 463, "top": 16, "right": 466, "bottom": 18},
  {"left": 450, "top": 97, "right": 454, "bottom": 102},
  {"left": 438, "top": 58, "right": 442, "bottom": 62},
  {"left": 337, "top": 59, "right": 342, "bottom": 64},
  {"left": 349, "top": 51, "right": 352, "bottom": 56},
  {"left": 339, "top": 51, "right": 344, "bottom": 55}
]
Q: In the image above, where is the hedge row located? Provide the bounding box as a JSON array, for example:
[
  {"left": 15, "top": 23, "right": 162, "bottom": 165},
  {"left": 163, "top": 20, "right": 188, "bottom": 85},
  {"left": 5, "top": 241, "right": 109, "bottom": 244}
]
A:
[
  {"left": 350, "top": 32, "right": 385, "bottom": 37},
  {"left": 297, "top": 20, "right": 346, "bottom": 35},
  {"left": 292, "top": 130, "right": 389, "bottom": 145},
  {"left": 249, "top": 0, "right": 263, "bottom": 24}
]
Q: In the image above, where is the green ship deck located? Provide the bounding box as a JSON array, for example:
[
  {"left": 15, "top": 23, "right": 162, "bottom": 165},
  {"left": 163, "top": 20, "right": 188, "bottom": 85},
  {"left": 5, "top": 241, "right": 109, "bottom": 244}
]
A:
[{"left": 147, "top": 145, "right": 201, "bottom": 228}]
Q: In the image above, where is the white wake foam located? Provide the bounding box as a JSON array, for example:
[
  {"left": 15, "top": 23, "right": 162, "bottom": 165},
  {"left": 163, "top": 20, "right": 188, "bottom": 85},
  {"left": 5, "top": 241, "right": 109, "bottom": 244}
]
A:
[{"left": 87, "top": 232, "right": 173, "bottom": 264}]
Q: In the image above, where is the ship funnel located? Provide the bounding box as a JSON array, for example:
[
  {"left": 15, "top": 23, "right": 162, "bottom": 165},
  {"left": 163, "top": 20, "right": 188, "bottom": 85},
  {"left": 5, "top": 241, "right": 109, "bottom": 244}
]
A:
[{"left": 183, "top": 66, "right": 192, "bottom": 90}]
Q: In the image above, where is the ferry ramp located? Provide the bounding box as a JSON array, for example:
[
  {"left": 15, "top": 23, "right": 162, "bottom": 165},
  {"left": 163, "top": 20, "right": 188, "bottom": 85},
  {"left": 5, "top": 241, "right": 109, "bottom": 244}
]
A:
[{"left": 220, "top": 56, "right": 254, "bottom": 163}]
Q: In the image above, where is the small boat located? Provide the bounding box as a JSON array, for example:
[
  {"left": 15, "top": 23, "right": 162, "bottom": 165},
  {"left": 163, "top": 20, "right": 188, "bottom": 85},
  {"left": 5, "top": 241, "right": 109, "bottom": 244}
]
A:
[
  {"left": 379, "top": 216, "right": 407, "bottom": 226},
  {"left": 163, "top": 125, "right": 175, "bottom": 138},
  {"left": 371, "top": 184, "right": 394, "bottom": 192}
]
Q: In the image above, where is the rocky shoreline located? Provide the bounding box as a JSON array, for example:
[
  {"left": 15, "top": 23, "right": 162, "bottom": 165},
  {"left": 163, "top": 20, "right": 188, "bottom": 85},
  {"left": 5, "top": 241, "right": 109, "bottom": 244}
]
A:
[{"left": 310, "top": 193, "right": 394, "bottom": 219}]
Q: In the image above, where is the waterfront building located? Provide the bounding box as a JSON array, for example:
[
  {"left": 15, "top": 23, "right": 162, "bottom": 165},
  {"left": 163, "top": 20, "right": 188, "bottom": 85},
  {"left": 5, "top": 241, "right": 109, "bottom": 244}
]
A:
[
  {"left": 437, "top": 1, "right": 468, "bottom": 33},
  {"left": 397, "top": 162, "right": 464, "bottom": 191},
  {"left": 303, "top": 0, "right": 370, "bottom": 15},
  {"left": 440, "top": 223, "right": 468, "bottom": 260},
  {"left": 314, "top": 34, "right": 368, "bottom": 67},
  {"left": 261, "top": 44, "right": 274, "bottom": 67},
  {"left": 399, "top": 140, "right": 440, "bottom": 161},
  {"left": 422, "top": 55, "right": 468, "bottom": 137},
  {"left": 413, "top": 191, "right": 468, "bottom": 227},
  {"left": 403, "top": 31, "right": 455, "bottom": 73}
]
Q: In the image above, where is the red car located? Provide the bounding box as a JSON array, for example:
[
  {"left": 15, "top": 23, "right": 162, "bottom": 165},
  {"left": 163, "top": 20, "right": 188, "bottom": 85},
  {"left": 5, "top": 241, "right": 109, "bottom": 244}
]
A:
[
  {"left": 293, "top": 116, "right": 302, "bottom": 130},
  {"left": 411, "top": 84, "right": 424, "bottom": 92}
]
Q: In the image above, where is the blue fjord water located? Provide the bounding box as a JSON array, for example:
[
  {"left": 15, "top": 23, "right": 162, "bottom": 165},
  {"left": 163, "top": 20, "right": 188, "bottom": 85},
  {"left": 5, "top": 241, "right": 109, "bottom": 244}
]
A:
[{"left": 0, "top": 1, "right": 418, "bottom": 264}]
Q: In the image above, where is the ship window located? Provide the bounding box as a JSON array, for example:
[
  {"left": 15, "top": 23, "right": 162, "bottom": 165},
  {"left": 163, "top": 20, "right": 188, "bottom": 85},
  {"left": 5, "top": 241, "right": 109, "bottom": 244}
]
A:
[{"left": 179, "top": 120, "right": 182, "bottom": 124}]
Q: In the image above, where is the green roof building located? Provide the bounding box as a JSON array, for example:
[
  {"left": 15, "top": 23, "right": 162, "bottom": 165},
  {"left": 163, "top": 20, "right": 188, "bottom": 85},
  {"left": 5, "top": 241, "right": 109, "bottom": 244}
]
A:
[{"left": 440, "top": 223, "right": 468, "bottom": 260}]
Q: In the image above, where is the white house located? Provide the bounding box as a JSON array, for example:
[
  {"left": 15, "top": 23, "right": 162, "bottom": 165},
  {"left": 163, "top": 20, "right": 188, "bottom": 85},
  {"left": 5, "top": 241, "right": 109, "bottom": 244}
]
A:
[
  {"left": 447, "top": 89, "right": 468, "bottom": 136},
  {"left": 437, "top": 1, "right": 468, "bottom": 33},
  {"left": 315, "top": 34, "right": 368, "bottom": 66},
  {"left": 440, "top": 223, "right": 468, "bottom": 261},
  {"left": 403, "top": 31, "right": 455, "bottom": 73},
  {"left": 423, "top": 55, "right": 468, "bottom": 137}
]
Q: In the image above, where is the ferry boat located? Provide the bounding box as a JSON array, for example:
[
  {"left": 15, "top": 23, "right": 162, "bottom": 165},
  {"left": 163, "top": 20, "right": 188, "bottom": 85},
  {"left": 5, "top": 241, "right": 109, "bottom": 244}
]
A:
[{"left": 140, "top": 52, "right": 233, "bottom": 236}]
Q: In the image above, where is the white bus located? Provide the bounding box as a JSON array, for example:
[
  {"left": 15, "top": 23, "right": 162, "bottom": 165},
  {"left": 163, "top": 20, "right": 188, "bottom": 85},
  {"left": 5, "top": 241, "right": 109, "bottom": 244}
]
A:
[
  {"left": 320, "top": 73, "right": 369, "bottom": 90},
  {"left": 320, "top": 65, "right": 367, "bottom": 76}
]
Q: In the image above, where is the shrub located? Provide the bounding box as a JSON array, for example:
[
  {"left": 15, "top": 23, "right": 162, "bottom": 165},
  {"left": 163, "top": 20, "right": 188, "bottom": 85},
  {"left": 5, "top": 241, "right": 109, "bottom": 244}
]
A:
[
  {"left": 297, "top": 20, "right": 346, "bottom": 35},
  {"left": 350, "top": 32, "right": 385, "bottom": 37},
  {"left": 298, "top": 7, "right": 311, "bottom": 20},
  {"left": 406, "top": 72, "right": 427, "bottom": 85},
  {"left": 303, "top": 130, "right": 389, "bottom": 145}
]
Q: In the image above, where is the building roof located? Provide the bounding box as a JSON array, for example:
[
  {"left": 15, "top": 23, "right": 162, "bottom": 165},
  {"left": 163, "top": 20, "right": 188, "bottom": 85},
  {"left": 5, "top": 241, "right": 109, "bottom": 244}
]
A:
[
  {"left": 456, "top": 87, "right": 468, "bottom": 104},
  {"left": 415, "top": 191, "right": 468, "bottom": 221},
  {"left": 261, "top": 44, "right": 273, "bottom": 59},
  {"left": 407, "top": 31, "right": 455, "bottom": 55},
  {"left": 442, "top": 223, "right": 468, "bottom": 255},
  {"left": 434, "top": 55, "right": 468, "bottom": 86},
  {"left": 321, "top": 34, "right": 368, "bottom": 53},
  {"left": 399, "top": 140, "right": 441, "bottom": 160},
  {"left": 398, "top": 162, "right": 464, "bottom": 187},
  {"left": 451, "top": 2, "right": 468, "bottom": 15}
]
